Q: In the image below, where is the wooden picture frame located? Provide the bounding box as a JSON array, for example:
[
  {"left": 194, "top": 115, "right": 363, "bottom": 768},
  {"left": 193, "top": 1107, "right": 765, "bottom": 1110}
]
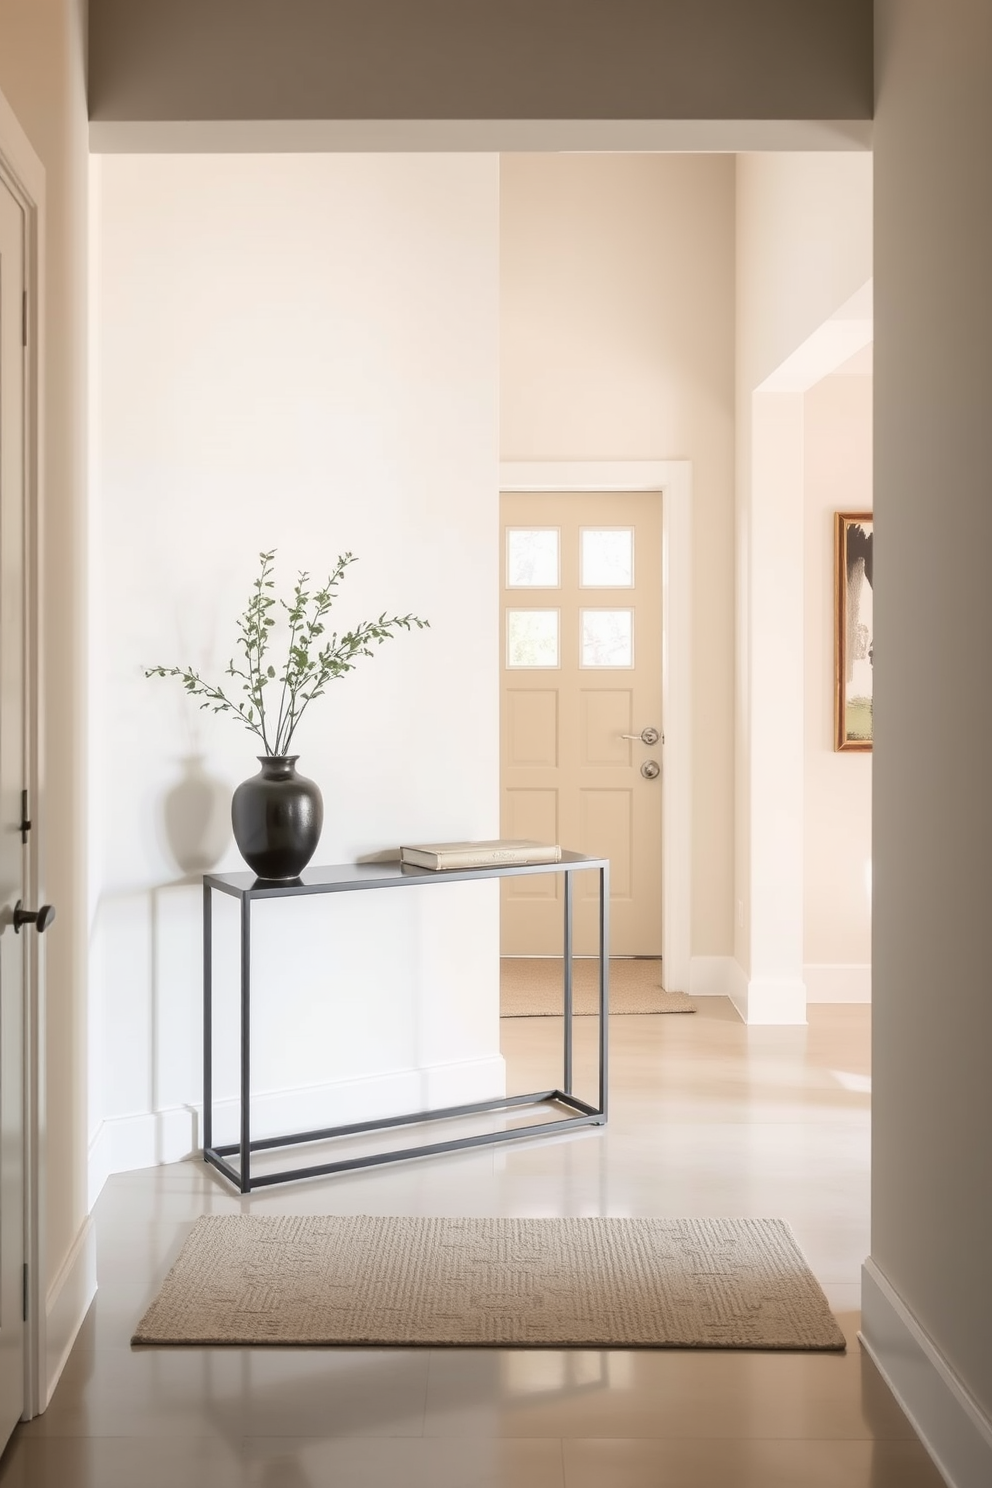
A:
[{"left": 834, "top": 512, "right": 874, "bottom": 751}]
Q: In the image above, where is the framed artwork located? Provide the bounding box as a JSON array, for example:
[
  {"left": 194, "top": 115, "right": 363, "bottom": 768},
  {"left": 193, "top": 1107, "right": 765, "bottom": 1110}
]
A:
[{"left": 834, "top": 512, "right": 874, "bottom": 751}]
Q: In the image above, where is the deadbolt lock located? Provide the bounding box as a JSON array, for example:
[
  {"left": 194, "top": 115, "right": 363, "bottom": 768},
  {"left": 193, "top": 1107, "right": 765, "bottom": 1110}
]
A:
[{"left": 640, "top": 760, "right": 661, "bottom": 780}]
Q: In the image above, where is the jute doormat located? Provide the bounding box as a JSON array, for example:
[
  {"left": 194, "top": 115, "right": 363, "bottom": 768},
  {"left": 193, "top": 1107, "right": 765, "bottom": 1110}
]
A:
[
  {"left": 132, "top": 1215, "right": 844, "bottom": 1351},
  {"left": 501, "top": 957, "right": 694, "bottom": 1017}
]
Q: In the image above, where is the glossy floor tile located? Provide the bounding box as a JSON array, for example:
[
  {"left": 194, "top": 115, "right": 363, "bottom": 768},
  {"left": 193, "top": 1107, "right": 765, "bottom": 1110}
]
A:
[
  {"left": 0, "top": 1003, "right": 948, "bottom": 1488},
  {"left": 560, "top": 1437, "right": 946, "bottom": 1488}
]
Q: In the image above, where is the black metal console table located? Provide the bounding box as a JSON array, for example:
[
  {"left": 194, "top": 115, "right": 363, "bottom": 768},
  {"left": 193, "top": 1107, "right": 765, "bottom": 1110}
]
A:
[{"left": 202, "top": 852, "right": 610, "bottom": 1191}]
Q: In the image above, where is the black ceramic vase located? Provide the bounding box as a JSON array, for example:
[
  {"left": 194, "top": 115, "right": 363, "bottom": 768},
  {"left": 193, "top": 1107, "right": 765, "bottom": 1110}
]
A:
[{"left": 231, "top": 756, "right": 323, "bottom": 880}]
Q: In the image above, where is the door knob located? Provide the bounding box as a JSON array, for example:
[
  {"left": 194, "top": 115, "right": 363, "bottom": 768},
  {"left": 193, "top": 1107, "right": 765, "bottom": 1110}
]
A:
[
  {"left": 621, "top": 726, "right": 660, "bottom": 746},
  {"left": 13, "top": 901, "right": 56, "bottom": 934}
]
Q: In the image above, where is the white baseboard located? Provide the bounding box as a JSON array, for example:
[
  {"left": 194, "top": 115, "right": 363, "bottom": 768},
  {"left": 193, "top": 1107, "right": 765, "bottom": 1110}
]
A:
[
  {"left": 88, "top": 1055, "right": 507, "bottom": 1201},
  {"left": 44, "top": 1216, "right": 97, "bottom": 1409},
  {"left": 699, "top": 963, "right": 863, "bottom": 1018},
  {"left": 688, "top": 955, "right": 736, "bottom": 997},
  {"left": 88, "top": 1106, "right": 198, "bottom": 1208},
  {"left": 727, "top": 958, "right": 749, "bottom": 1020},
  {"left": 741, "top": 977, "right": 807, "bottom": 1024},
  {"left": 861, "top": 1258, "right": 992, "bottom": 1488},
  {"left": 690, "top": 959, "right": 805, "bottom": 1023},
  {"left": 208, "top": 1055, "right": 508, "bottom": 1148},
  {"left": 688, "top": 957, "right": 751, "bottom": 1021},
  {"left": 804, "top": 963, "right": 871, "bottom": 1002}
]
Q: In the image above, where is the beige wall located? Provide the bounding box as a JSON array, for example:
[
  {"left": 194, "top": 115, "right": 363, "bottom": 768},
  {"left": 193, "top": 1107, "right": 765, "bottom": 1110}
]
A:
[
  {"left": 500, "top": 153, "right": 735, "bottom": 958},
  {"left": 86, "top": 0, "right": 873, "bottom": 126},
  {"left": 803, "top": 370, "right": 872, "bottom": 978},
  {"left": 870, "top": 0, "right": 992, "bottom": 1448},
  {"left": 0, "top": 0, "right": 89, "bottom": 1305}
]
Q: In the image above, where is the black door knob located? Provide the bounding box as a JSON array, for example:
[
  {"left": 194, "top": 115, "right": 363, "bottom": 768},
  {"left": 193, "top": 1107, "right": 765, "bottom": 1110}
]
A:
[{"left": 13, "top": 901, "right": 55, "bottom": 934}]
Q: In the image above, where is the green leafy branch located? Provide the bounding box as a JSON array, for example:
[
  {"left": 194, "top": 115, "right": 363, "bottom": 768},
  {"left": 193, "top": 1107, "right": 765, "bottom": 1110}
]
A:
[{"left": 146, "top": 549, "right": 429, "bottom": 756}]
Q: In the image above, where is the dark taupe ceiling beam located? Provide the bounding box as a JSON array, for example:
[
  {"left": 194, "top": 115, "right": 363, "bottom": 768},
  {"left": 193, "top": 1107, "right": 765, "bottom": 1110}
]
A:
[{"left": 87, "top": 0, "right": 873, "bottom": 131}]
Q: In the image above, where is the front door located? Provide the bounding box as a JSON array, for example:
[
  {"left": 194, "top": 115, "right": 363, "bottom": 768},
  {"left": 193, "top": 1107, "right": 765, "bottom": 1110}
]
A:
[
  {"left": 500, "top": 491, "right": 663, "bottom": 956},
  {"left": 0, "top": 171, "right": 27, "bottom": 1448}
]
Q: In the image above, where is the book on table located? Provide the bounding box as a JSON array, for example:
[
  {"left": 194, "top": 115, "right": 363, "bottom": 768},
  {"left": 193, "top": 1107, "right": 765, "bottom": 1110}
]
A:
[{"left": 399, "top": 839, "right": 562, "bottom": 870}]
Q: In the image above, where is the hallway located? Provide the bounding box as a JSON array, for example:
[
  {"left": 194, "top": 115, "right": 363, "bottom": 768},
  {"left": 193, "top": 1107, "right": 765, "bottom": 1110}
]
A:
[{"left": 1, "top": 1003, "right": 943, "bottom": 1486}]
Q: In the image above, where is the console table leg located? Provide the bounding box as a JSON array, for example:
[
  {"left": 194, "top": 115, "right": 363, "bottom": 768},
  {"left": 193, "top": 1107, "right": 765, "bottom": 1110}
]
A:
[
  {"left": 240, "top": 897, "right": 252, "bottom": 1193},
  {"left": 598, "top": 864, "right": 610, "bottom": 1119},
  {"left": 203, "top": 882, "right": 213, "bottom": 1156},
  {"left": 563, "top": 871, "right": 574, "bottom": 1095}
]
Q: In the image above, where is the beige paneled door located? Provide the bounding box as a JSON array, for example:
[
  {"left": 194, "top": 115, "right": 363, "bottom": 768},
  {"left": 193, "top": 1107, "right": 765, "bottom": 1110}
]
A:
[{"left": 500, "top": 491, "right": 663, "bottom": 956}]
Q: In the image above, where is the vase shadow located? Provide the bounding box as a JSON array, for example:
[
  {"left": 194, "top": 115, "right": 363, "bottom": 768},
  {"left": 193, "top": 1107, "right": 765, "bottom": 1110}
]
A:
[{"left": 159, "top": 754, "right": 232, "bottom": 879}]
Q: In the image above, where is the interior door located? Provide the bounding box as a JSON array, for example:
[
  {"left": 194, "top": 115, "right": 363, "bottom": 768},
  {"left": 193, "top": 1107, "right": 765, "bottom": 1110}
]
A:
[
  {"left": 500, "top": 491, "right": 663, "bottom": 957},
  {"left": 0, "top": 172, "right": 27, "bottom": 1448}
]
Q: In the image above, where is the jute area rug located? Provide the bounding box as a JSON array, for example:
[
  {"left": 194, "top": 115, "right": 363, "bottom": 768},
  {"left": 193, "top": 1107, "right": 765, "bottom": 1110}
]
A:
[
  {"left": 133, "top": 1215, "right": 844, "bottom": 1351},
  {"left": 501, "top": 957, "right": 694, "bottom": 1017}
]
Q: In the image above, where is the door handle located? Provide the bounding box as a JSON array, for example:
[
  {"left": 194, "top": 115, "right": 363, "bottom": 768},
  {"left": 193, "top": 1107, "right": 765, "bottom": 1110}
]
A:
[
  {"left": 13, "top": 901, "right": 56, "bottom": 934},
  {"left": 621, "top": 726, "right": 660, "bottom": 746}
]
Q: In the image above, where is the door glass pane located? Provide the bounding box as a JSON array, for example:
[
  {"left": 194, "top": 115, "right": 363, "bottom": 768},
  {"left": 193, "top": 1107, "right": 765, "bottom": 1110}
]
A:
[
  {"left": 581, "top": 609, "right": 633, "bottom": 668},
  {"left": 580, "top": 528, "right": 633, "bottom": 587},
  {"left": 507, "top": 609, "right": 560, "bottom": 668},
  {"left": 506, "top": 528, "right": 560, "bottom": 587}
]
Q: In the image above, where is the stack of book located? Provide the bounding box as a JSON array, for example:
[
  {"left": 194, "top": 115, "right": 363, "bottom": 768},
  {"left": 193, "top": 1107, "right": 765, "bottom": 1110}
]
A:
[{"left": 399, "top": 839, "right": 562, "bottom": 871}]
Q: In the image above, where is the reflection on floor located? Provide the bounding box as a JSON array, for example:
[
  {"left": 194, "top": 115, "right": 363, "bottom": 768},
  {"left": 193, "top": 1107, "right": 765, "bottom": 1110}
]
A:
[{"left": 1, "top": 1002, "right": 947, "bottom": 1488}]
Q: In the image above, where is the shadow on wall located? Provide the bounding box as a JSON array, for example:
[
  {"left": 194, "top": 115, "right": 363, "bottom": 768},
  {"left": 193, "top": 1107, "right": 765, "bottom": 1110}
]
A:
[
  {"left": 160, "top": 754, "right": 232, "bottom": 878},
  {"left": 100, "top": 753, "right": 232, "bottom": 1173}
]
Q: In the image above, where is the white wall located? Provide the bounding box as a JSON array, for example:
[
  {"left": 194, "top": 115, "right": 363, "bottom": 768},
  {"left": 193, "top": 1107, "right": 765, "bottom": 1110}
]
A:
[
  {"left": 803, "top": 368, "right": 872, "bottom": 1001},
  {"left": 735, "top": 152, "right": 872, "bottom": 1019},
  {"left": 737, "top": 156, "right": 874, "bottom": 396},
  {"left": 500, "top": 153, "right": 736, "bottom": 968},
  {"left": 89, "top": 154, "right": 502, "bottom": 1189}
]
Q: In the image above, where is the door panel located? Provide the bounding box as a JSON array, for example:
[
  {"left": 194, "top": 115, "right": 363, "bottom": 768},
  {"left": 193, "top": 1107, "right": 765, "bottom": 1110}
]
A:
[
  {"left": 579, "top": 789, "right": 634, "bottom": 897},
  {"left": 505, "top": 689, "right": 558, "bottom": 767},
  {"left": 0, "top": 173, "right": 27, "bottom": 1447},
  {"left": 500, "top": 491, "right": 663, "bottom": 956},
  {"left": 580, "top": 690, "right": 632, "bottom": 766},
  {"left": 503, "top": 790, "right": 560, "bottom": 903}
]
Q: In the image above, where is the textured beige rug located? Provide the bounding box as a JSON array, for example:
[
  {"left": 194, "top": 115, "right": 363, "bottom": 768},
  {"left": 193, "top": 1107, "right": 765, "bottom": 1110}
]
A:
[
  {"left": 132, "top": 1215, "right": 844, "bottom": 1351},
  {"left": 501, "top": 957, "right": 694, "bottom": 1016}
]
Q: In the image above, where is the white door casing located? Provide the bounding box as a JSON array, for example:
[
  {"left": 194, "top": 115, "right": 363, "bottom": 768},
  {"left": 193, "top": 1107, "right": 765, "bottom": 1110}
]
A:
[
  {"left": 499, "top": 462, "right": 691, "bottom": 993},
  {"left": 0, "top": 85, "right": 44, "bottom": 1424}
]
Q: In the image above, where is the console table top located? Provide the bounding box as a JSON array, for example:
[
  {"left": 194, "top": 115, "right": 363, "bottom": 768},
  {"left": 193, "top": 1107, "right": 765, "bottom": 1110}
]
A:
[{"left": 204, "top": 850, "right": 608, "bottom": 900}]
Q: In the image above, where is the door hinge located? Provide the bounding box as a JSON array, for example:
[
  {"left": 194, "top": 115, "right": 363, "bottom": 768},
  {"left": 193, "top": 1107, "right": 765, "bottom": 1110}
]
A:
[
  {"left": 22, "top": 290, "right": 27, "bottom": 348},
  {"left": 20, "top": 789, "right": 31, "bottom": 844},
  {"left": 22, "top": 1264, "right": 28, "bottom": 1322}
]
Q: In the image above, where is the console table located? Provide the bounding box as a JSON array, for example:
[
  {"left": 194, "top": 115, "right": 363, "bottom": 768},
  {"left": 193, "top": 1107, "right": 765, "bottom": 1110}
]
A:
[{"left": 202, "top": 852, "right": 610, "bottom": 1191}]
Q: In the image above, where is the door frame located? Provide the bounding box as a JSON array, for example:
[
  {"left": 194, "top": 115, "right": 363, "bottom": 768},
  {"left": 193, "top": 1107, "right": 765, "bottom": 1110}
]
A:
[
  {"left": 499, "top": 461, "right": 691, "bottom": 991},
  {"left": 0, "top": 84, "right": 46, "bottom": 1419}
]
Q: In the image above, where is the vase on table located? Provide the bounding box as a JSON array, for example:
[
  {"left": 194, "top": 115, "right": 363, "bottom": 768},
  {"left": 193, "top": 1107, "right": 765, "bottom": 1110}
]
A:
[{"left": 231, "top": 756, "right": 323, "bottom": 880}]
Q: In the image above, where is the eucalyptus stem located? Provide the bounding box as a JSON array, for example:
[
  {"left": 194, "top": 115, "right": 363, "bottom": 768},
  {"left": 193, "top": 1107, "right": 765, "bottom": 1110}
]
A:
[
  {"left": 272, "top": 599, "right": 301, "bottom": 756},
  {"left": 146, "top": 549, "right": 429, "bottom": 756}
]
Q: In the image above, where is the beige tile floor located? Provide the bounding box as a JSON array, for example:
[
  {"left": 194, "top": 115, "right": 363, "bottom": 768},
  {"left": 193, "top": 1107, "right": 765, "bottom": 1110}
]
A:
[{"left": 0, "top": 1002, "right": 948, "bottom": 1487}]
